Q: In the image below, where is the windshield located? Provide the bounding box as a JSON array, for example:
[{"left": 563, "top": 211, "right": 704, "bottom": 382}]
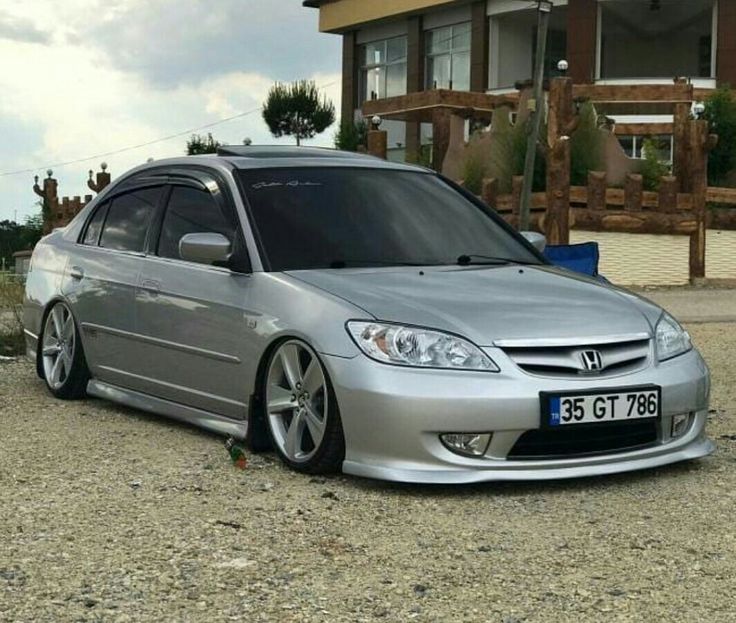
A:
[{"left": 238, "top": 167, "right": 541, "bottom": 271}]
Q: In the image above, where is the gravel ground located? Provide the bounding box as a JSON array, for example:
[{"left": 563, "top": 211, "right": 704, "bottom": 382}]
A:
[{"left": 1, "top": 324, "right": 735, "bottom": 623}]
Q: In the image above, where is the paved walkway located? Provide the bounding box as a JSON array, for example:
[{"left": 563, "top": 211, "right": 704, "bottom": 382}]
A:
[
  {"left": 638, "top": 288, "right": 736, "bottom": 324},
  {"left": 570, "top": 229, "right": 736, "bottom": 286}
]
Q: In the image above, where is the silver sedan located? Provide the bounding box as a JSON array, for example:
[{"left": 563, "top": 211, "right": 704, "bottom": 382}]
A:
[{"left": 23, "top": 147, "right": 713, "bottom": 483}]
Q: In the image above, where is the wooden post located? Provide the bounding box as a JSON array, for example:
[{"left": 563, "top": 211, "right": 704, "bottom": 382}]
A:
[
  {"left": 546, "top": 138, "right": 571, "bottom": 245},
  {"left": 367, "top": 130, "right": 388, "bottom": 160},
  {"left": 685, "top": 120, "right": 717, "bottom": 283},
  {"left": 672, "top": 102, "right": 690, "bottom": 190},
  {"left": 511, "top": 176, "right": 524, "bottom": 218},
  {"left": 657, "top": 176, "right": 678, "bottom": 213},
  {"left": 481, "top": 178, "right": 499, "bottom": 208},
  {"left": 587, "top": 171, "right": 607, "bottom": 211},
  {"left": 545, "top": 78, "right": 576, "bottom": 245},
  {"left": 431, "top": 108, "right": 452, "bottom": 173},
  {"left": 624, "top": 174, "right": 644, "bottom": 212}
]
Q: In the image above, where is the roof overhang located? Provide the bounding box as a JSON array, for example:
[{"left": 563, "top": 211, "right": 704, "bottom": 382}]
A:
[{"left": 303, "top": 0, "right": 462, "bottom": 33}]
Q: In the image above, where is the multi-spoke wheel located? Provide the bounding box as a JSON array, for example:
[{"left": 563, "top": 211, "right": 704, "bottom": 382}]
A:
[
  {"left": 264, "top": 339, "right": 344, "bottom": 473},
  {"left": 40, "top": 302, "right": 89, "bottom": 399}
]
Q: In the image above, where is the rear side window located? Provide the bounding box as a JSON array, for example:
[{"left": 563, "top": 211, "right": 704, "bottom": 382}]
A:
[
  {"left": 82, "top": 201, "right": 109, "bottom": 245},
  {"left": 99, "top": 187, "right": 162, "bottom": 252},
  {"left": 157, "top": 186, "right": 233, "bottom": 261}
]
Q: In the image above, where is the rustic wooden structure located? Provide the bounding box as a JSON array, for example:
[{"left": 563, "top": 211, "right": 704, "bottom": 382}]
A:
[{"left": 33, "top": 164, "right": 111, "bottom": 233}]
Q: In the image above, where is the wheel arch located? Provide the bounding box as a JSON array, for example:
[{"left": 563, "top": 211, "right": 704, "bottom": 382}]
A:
[{"left": 36, "top": 296, "right": 84, "bottom": 379}]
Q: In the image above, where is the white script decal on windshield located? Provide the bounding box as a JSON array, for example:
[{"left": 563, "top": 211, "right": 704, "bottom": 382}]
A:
[{"left": 252, "top": 180, "right": 323, "bottom": 190}]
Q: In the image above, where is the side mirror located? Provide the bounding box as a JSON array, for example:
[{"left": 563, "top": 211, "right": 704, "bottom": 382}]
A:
[
  {"left": 521, "top": 231, "right": 547, "bottom": 253},
  {"left": 179, "top": 232, "right": 232, "bottom": 265}
]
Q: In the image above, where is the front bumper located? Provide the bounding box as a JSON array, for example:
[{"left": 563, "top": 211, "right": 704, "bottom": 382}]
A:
[{"left": 323, "top": 348, "right": 713, "bottom": 484}]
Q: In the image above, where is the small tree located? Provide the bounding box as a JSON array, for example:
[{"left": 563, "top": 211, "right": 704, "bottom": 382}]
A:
[
  {"left": 703, "top": 87, "right": 736, "bottom": 186},
  {"left": 334, "top": 119, "right": 368, "bottom": 152},
  {"left": 262, "top": 80, "right": 335, "bottom": 146},
  {"left": 187, "top": 133, "right": 221, "bottom": 155}
]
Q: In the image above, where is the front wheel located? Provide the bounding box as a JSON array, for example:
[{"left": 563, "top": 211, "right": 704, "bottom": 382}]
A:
[
  {"left": 264, "top": 339, "right": 345, "bottom": 474},
  {"left": 40, "top": 302, "right": 90, "bottom": 399}
]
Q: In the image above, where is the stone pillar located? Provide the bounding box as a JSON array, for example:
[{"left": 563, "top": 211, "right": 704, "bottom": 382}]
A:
[
  {"left": 567, "top": 0, "right": 598, "bottom": 84},
  {"left": 367, "top": 130, "right": 388, "bottom": 160},
  {"left": 341, "top": 31, "right": 358, "bottom": 125},
  {"left": 88, "top": 162, "right": 112, "bottom": 193},
  {"left": 470, "top": 1, "right": 489, "bottom": 92},
  {"left": 33, "top": 170, "right": 59, "bottom": 234},
  {"left": 717, "top": 0, "right": 736, "bottom": 87},
  {"left": 405, "top": 15, "right": 425, "bottom": 163}
]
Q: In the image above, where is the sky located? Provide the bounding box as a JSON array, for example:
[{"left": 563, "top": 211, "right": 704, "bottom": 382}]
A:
[{"left": 0, "top": 0, "right": 342, "bottom": 222}]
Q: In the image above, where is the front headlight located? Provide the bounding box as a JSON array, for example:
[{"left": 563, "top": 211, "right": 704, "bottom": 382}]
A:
[
  {"left": 656, "top": 313, "right": 692, "bottom": 361},
  {"left": 346, "top": 321, "right": 499, "bottom": 372}
]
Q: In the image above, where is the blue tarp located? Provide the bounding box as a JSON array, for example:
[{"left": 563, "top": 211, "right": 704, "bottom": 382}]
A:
[{"left": 544, "top": 242, "right": 603, "bottom": 279}]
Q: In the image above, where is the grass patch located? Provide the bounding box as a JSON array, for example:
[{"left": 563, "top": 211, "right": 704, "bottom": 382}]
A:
[{"left": 0, "top": 274, "right": 25, "bottom": 356}]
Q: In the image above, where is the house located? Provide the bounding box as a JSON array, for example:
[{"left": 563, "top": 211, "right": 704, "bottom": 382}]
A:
[{"left": 305, "top": 0, "right": 732, "bottom": 164}]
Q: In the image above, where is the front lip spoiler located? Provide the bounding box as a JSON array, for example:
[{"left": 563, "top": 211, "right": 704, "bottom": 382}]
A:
[{"left": 342, "top": 437, "right": 715, "bottom": 485}]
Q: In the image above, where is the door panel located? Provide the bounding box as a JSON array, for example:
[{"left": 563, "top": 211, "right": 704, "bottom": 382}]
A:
[
  {"left": 63, "top": 185, "right": 163, "bottom": 386},
  {"left": 134, "top": 258, "right": 252, "bottom": 418},
  {"left": 132, "top": 181, "right": 252, "bottom": 418}
]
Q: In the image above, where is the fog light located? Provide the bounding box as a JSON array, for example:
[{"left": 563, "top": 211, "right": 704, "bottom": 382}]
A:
[
  {"left": 671, "top": 414, "right": 690, "bottom": 438},
  {"left": 441, "top": 433, "right": 492, "bottom": 457}
]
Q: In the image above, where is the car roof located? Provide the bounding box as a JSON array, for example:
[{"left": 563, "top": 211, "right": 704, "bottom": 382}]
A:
[{"left": 123, "top": 146, "right": 431, "bottom": 175}]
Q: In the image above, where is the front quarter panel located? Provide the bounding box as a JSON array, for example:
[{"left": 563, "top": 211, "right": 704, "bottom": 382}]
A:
[
  {"left": 23, "top": 234, "right": 69, "bottom": 344},
  {"left": 247, "top": 273, "right": 364, "bottom": 360}
]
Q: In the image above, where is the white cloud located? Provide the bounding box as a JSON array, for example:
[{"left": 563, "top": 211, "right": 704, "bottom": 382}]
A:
[{"left": 0, "top": 0, "right": 342, "bottom": 222}]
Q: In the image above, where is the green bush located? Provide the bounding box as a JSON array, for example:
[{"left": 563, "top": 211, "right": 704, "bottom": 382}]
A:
[
  {"left": 0, "top": 274, "right": 25, "bottom": 356},
  {"left": 569, "top": 102, "right": 605, "bottom": 186},
  {"left": 462, "top": 150, "right": 487, "bottom": 195},
  {"left": 334, "top": 119, "right": 368, "bottom": 152},
  {"left": 639, "top": 138, "right": 670, "bottom": 191},
  {"left": 703, "top": 87, "right": 736, "bottom": 186}
]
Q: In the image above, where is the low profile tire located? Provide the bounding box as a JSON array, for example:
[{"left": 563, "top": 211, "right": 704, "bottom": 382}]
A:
[
  {"left": 40, "top": 302, "right": 90, "bottom": 399},
  {"left": 264, "top": 339, "right": 345, "bottom": 474}
]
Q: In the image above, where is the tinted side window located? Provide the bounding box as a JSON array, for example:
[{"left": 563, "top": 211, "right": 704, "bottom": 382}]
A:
[
  {"left": 157, "top": 186, "right": 233, "bottom": 261},
  {"left": 82, "top": 201, "right": 109, "bottom": 246},
  {"left": 99, "top": 187, "right": 161, "bottom": 252}
]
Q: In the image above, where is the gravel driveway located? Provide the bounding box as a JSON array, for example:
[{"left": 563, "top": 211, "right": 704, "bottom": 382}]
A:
[{"left": 1, "top": 324, "right": 735, "bottom": 623}]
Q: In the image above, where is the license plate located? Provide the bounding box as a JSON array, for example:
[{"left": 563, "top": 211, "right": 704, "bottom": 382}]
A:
[{"left": 541, "top": 386, "right": 661, "bottom": 427}]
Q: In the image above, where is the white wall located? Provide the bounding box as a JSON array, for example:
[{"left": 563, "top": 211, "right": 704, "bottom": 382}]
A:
[
  {"left": 492, "top": 13, "right": 533, "bottom": 88},
  {"left": 424, "top": 4, "right": 472, "bottom": 30}
]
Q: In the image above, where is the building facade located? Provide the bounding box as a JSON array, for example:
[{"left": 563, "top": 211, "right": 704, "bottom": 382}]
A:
[{"left": 306, "top": 0, "right": 734, "bottom": 162}]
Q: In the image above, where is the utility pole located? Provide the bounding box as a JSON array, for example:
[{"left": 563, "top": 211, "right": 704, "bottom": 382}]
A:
[{"left": 519, "top": 0, "right": 553, "bottom": 232}]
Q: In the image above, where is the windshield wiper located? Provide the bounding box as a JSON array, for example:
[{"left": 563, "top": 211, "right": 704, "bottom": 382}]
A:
[
  {"left": 456, "top": 254, "right": 540, "bottom": 267},
  {"left": 329, "top": 259, "right": 434, "bottom": 269}
]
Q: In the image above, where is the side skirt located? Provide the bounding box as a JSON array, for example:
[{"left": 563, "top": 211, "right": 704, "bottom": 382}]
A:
[{"left": 87, "top": 379, "right": 248, "bottom": 439}]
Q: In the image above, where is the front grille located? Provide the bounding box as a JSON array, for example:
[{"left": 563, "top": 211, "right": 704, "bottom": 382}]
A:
[
  {"left": 502, "top": 338, "right": 651, "bottom": 378},
  {"left": 507, "top": 420, "right": 659, "bottom": 460}
]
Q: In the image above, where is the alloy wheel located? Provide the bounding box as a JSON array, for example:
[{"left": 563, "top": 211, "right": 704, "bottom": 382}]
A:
[
  {"left": 42, "top": 303, "right": 76, "bottom": 391},
  {"left": 266, "top": 341, "right": 328, "bottom": 463}
]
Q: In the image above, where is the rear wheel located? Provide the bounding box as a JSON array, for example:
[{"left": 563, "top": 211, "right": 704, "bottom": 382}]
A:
[
  {"left": 40, "top": 302, "right": 89, "bottom": 399},
  {"left": 264, "top": 339, "right": 344, "bottom": 474}
]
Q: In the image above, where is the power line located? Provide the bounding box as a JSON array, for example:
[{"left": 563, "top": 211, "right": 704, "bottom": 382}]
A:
[{"left": 0, "top": 80, "right": 339, "bottom": 178}]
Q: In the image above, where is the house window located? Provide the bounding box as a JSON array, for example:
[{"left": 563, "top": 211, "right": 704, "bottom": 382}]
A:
[
  {"left": 618, "top": 135, "right": 673, "bottom": 163},
  {"left": 425, "top": 22, "right": 471, "bottom": 91},
  {"left": 599, "top": 0, "right": 715, "bottom": 79},
  {"left": 360, "top": 36, "right": 407, "bottom": 102}
]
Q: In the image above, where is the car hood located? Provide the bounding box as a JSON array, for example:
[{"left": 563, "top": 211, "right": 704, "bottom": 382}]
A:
[{"left": 286, "top": 265, "right": 663, "bottom": 346}]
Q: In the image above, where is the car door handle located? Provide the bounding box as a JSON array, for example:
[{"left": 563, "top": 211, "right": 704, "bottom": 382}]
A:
[
  {"left": 140, "top": 279, "right": 161, "bottom": 294},
  {"left": 69, "top": 266, "right": 84, "bottom": 280}
]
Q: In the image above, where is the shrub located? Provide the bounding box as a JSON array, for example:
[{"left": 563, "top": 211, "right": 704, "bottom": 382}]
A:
[
  {"left": 334, "top": 119, "right": 368, "bottom": 152},
  {"left": 639, "top": 138, "right": 670, "bottom": 191},
  {"left": 703, "top": 87, "right": 736, "bottom": 186},
  {"left": 569, "top": 102, "right": 606, "bottom": 186},
  {"left": 0, "top": 274, "right": 25, "bottom": 356}
]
